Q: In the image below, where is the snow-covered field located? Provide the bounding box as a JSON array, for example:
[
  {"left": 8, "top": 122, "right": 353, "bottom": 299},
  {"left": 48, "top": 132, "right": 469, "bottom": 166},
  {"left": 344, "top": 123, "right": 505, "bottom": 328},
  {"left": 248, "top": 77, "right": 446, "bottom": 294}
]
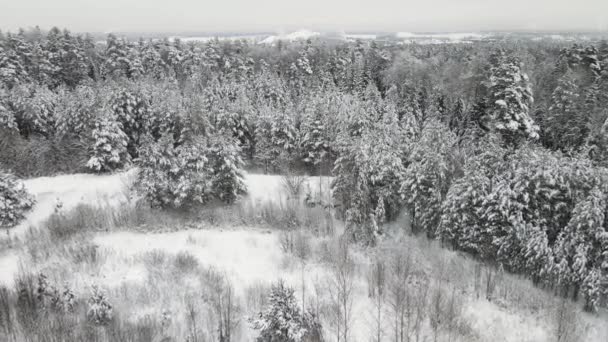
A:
[{"left": 1, "top": 170, "right": 606, "bottom": 342}]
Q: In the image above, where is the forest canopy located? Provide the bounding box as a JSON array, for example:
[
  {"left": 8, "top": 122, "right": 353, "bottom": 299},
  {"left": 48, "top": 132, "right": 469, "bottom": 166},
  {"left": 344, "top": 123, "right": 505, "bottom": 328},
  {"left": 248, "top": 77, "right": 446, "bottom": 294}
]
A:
[{"left": 1, "top": 27, "right": 607, "bottom": 311}]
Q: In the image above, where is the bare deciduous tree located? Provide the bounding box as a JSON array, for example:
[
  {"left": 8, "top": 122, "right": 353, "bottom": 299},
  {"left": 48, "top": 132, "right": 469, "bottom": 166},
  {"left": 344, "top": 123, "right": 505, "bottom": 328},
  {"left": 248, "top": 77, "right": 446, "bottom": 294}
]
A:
[
  {"left": 367, "top": 256, "right": 386, "bottom": 342},
  {"left": 202, "top": 269, "right": 241, "bottom": 342},
  {"left": 386, "top": 249, "right": 412, "bottom": 342},
  {"left": 326, "top": 238, "right": 356, "bottom": 342}
]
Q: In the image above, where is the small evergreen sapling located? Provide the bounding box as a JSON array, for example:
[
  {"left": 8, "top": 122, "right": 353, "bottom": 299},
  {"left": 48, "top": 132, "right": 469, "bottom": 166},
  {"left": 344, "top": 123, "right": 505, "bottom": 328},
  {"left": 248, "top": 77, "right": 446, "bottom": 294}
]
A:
[{"left": 0, "top": 170, "right": 35, "bottom": 228}]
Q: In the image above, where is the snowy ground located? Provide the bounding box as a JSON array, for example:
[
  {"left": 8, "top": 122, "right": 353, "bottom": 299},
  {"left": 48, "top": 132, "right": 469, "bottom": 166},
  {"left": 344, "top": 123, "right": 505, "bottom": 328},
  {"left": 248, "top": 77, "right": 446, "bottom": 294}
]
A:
[
  {"left": 0, "top": 170, "right": 606, "bottom": 341},
  {"left": 0, "top": 171, "right": 332, "bottom": 284}
]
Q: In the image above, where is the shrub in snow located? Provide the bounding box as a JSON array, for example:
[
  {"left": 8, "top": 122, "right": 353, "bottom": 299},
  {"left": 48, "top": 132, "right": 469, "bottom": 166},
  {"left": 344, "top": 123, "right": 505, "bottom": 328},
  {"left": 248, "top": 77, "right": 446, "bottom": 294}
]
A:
[
  {"left": 87, "top": 285, "right": 113, "bottom": 325},
  {"left": 36, "top": 273, "right": 76, "bottom": 313},
  {"left": 250, "top": 280, "right": 323, "bottom": 342},
  {"left": 86, "top": 115, "right": 130, "bottom": 172},
  {"left": 0, "top": 170, "right": 34, "bottom": 228}
]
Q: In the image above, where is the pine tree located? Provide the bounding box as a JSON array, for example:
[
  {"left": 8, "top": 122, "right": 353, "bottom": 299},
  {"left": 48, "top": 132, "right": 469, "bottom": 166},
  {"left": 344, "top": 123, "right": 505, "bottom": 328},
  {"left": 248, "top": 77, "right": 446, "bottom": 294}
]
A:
[
  {"left": 136, "top": 134, "right": 212, "bottom": 209},
  {"left": 45, "top": 29, "right": 89, "bottom": 87},
  {"left": 102, "top": 34, "right": 131, "bottom": 79},
  {"left": 546, "top": 72, "right": 585, "bottom": 150},
  {"left": 439, "top": 137, "right": 506, "bottom": 257},
  {"left": 253, "top": 105, "right": 297, "bottom": 172},
  {"left": 207, "top": 133, "right": 247, "bottom": 204},
  {"left": 0, "top": 37, "right": 28, "bottom": 88},
  {"left": 401, "top": 119, "right": 461, "bottom": 237},
  {"left": 86, "top": 115, "right": 130, "bottom": 172},
  {"left": 54, "top": 85, "right": 98, "bottom": 137},
  {"left": 300, "top": 96, "right": 331, "bottom": 167},
  {"left": 553, "top": 187, "right": 608, "bottom": 311},
  {"left": 110, "top": 86, "right": 149, "bottom": 157},
  {"left": 488, "top": 51, "right": 539, "bottom": 146},
  {"left": 214, "top": 88, "right": 254, "bottom": 157},
  {"left": 137, "top": 132, "right": 247, "bottom": 208},
  {"left": 250, "top": 281, "right": 322, "bottom": 342},
  {"left": 449, "top": 98, "right": 467, "bottom": 136},
  {"left": 140, "top": 39, "right": 167, "bottom": 79},
  {"left": 7, "top": 83, "right": 57, "bottom": 137},
  {"left": 332, "top": 104, "right": 407, "bottom": 244},
  {"left": 0, "top": 87, "right": 17, "bottom": 131}
]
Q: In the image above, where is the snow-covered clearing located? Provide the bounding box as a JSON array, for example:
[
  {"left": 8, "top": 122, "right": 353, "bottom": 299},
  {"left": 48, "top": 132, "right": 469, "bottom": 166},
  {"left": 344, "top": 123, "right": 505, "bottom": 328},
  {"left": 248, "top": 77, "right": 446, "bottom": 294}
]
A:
[
  {"left": 0, "top": 170, "right": 606, "bottom": 341},
  {"left": 0, "top": 171, "right": 331, "bottom": 285}
]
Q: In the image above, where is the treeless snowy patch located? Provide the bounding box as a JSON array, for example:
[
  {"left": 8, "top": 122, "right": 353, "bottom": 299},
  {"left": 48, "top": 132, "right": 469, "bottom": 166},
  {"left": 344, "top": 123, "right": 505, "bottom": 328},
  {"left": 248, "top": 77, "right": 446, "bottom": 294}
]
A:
[{"left": 465, "top": 299, "right": 548, "bottom": 342}]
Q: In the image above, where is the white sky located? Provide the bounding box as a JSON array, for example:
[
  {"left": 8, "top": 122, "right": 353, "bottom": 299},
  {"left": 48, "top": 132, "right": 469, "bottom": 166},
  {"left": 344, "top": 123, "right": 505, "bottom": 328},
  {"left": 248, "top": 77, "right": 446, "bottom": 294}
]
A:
[{"left": 0, "top": 0, "right": 607, "bottom": 33}]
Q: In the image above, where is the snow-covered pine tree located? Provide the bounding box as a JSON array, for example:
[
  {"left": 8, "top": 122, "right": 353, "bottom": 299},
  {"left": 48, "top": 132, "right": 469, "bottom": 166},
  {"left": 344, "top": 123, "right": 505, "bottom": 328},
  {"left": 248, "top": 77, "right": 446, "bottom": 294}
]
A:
[
  {"left": 483, "top": 148, "right": 599, "bottom": 274},
  {"left": 6, "top": 83, "right": 57, "bottom": 137},
  {"left": 367, "top": 107, "right": 407, "bottom": 221},
  {"left": 136, "top": 134, "right": 212, "bottom": 209},
  {"left": 250, "top": 280, "right": 322, "bottom": 342},
  {"left": 253, "top": 107, "right": 276, "bottom": 172},
  {"left": 253, "top": 104, "right": 298, "bottom": 172},
  {"left": 54, "top": 85, "right": 98, "bottom": 137},
  {"left": 332, "top": 128, "right": 375, "bottom": 243},
  {"left": 0, "top": 37, "right": 28, "bottom": 88},
  {"left": 300, "top": 96, "right": 331, "bottom": 167},
  {"left": 137, "top": 131, "right": 247, "bottom": 208},
  {"left": 126, "top": 46, "right": 144, "bottom": 79},
  {"left": 553, "top": 187, "right": 608, "bottom": 311},
  {"left": 139, "top": 39, "right": 167, "bottom": 79},
  {"left": 45, "top": 28, "right": 89, "bottom": 87},
  {"left": 400, "top": 119, "right": 462, "bottom": 237},
  {"left": 439, "top": 137, "right": 506, "bottom": 257},
  {"left": 488, "top": 51, "right": 539, "bottom": 147},
  {"left": 588, "top": 113, "right": 608, "bottom": 166},
  {"left": 206, "top": 133, "right": 247, "bottom": 204},
  {"left": 0, "top": 87, "right": 17, "bottom": 131},
  {"left": 102, "top": 34, "right": 131, "bottom": 79},
  {"left": 30, "top": 41, "right": 54, "bottom": 86},
  {"left": 0, "top": 169, "right": 35, "bottom": 228},
  {"left": 332, "top": 104, "right": 407, "bottom": 244},
  {"left": 110, "top": 86, "right": 149, "bottom": 158},
  {"left": 4, "top": 32, "right": 32, "bottom": 84},
  {"left": 449, "top": 98, "right": 467, "bottom": 136},
  {"left": 144, "top": 82, "right": 184, "bottom": 141},
  {"left": 546, "top": 71, "right": 585, "bottom": 150},
  {"left": 214, "top": 87, "right": 255, "bottom": 158},
  {"left": 86, "top": 114, "right": 130, "bottom": 172}
]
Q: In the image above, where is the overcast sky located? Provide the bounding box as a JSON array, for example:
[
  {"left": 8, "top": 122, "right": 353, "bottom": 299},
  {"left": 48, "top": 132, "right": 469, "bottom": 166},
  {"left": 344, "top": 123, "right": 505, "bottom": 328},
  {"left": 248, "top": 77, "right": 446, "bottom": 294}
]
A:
[{"left": 0, "top": 0, "right": 607, "bottom": 33}]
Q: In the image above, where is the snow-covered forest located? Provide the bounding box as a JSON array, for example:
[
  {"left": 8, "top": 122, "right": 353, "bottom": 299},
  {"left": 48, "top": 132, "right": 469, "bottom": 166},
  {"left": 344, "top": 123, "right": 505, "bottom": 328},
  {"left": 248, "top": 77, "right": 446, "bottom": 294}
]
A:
[{"left": 1, "top": 26, "right": 608, "bottom": 341}]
